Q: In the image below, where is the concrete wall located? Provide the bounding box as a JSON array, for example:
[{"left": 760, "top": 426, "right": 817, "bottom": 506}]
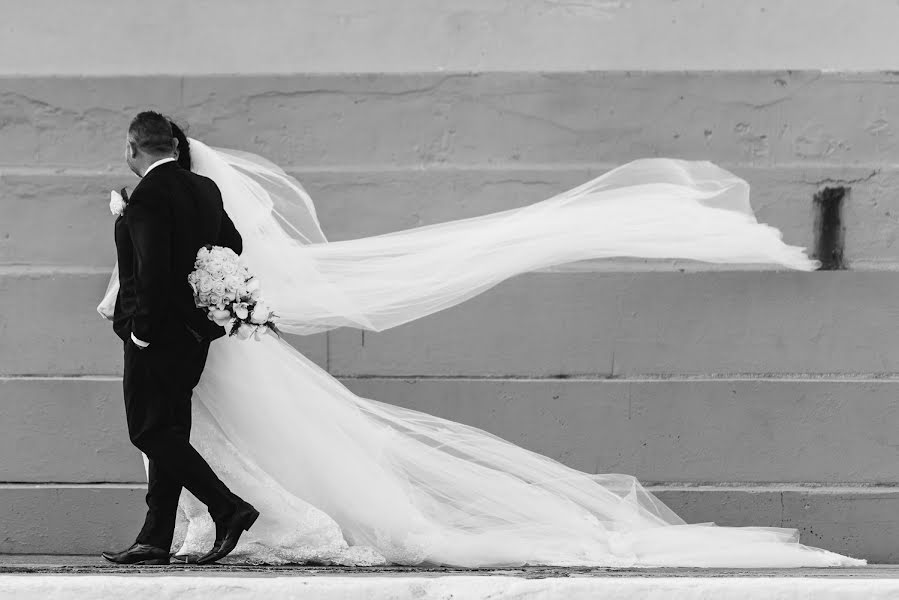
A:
[
  {"left": 3, "top": 0, "right": 899, "bottom": 563},
  {"left": 5, "top": 72, "right": 899, "bottom": 269},
  {"left": 3, "top": 0, "right": 899, "bottom": 74}
]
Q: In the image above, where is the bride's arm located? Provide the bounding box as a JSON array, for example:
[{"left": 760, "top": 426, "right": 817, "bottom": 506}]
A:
[
  {"left": 212, "top": 182, "right": 243, "bottom": 255},
  {"left": 97, "top": 262, "right": 119, "bottom": 320}
]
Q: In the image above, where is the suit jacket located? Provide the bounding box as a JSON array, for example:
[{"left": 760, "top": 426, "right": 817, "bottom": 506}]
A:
[{"left": 113, "top": 161, "right": 243, "bottom": 345}]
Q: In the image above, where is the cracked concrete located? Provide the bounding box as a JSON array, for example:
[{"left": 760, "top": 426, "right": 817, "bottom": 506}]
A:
[
  {"left": 5, "top": 166, "right": 899, "bottom": 265},
  {"left": 2, "top": 72, "right": 899, "bottom": 169},
  {"left": 801, "top": 170, "right": 881, "bottom": 187}
]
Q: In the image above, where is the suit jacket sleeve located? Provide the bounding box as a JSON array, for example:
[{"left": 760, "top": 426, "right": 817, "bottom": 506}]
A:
[
  {"left": 125, "top": 187, "right": 173, "bottom": 344},
  {"left": 214, "top": 184, "right": 243, "bottom": 255}
]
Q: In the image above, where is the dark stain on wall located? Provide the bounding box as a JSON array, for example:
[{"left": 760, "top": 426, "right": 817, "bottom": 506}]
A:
[{"left": 813, "top": 186, "right": 846, "bottom": 271}]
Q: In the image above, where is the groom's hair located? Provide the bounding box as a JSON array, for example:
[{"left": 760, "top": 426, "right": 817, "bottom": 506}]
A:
[{"left": 128, "top": 111, "right": 175, "bottom": 155}]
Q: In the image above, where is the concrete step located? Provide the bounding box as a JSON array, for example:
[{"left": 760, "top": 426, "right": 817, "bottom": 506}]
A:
[
  {"left": 344, "top": 377, "right": 899, "bottom": 484},
  {"left": 4, "top": 376, "right": 899, "bottom": 485},
  {"left": 2, "top": 72, "right": 897, "bottom": 169},
  {"left": 3, "top": 270, "right": 895, "bottom": 377},
  {"left": 2, "top": 165, "right": 894, "bottom": 267},
  {"left": 0, "top": 271, "right": 328, "bottom": 376},
  {"left": 0, "top": 482, "right": 892, "bottom": 562},
  {"left": 0, "top": 485, "right": 143, "bottom": 555},
  {"left": 325, "top": 270, "right": 899, "bottom": 377},
  {"left": 2, "top": 568, "right": 899, "bottom": 600},
  {"left": 0, "top": 378, "right": 141, "bottom": 483},
  {"left": 6, "top": 0, "right": 899, "bottom": 75}
]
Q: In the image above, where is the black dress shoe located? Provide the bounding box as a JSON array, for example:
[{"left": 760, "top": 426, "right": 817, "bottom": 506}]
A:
[
  {"left": 102, "top": 542, "right": 170, "bottom": 565},
  {"left": 196, "top": 504, "right": 260, "bottom": 565}
]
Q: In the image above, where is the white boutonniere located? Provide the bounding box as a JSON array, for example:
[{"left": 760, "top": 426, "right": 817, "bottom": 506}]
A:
[{"left": 109, "top": 189, "right": 127, "bottom": 217}]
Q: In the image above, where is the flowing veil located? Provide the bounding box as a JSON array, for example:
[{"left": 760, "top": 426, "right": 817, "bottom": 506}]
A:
[
  {"left": 97, "top": 141, "right": 864, "bottom": 568},
  {"left": 202, "top": 142, "right": 822, "bottom": 335},
  {"left": 102, "top": 140, "right": 817, "bottom": 333}
]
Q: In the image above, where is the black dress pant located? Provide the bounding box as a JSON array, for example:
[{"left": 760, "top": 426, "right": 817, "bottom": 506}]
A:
[{"left": 122, "top": 333, "right": 239, "bottom": 550}]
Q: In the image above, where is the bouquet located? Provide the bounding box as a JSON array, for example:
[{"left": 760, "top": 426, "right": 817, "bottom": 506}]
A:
[{"left": 188, "top": 245, "right": 280, "bottom": 340}]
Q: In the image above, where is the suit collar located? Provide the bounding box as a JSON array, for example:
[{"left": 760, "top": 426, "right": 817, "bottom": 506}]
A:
[
  {"left": 133, "top": 159, "right": 179, "bottom": 194},
  {"left": 142, "top": 157, "right": 177, "bottom": 178}
]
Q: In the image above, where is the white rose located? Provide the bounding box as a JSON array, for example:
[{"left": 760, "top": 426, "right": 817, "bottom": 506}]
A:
[
  {"left": 233, "top": 303, "right": 249, "bottom": 320},
  {"left": 198, "top": 274, "right": 214, "bottom": 293},
  {"left": 250, "top": 302, "right": 271, "bottom": 324},
  {"left": 208, "top": 259, "right": 225, "bottom": 276},
  {"left": 222, "top": 261, "right": 238, "bottom": 275},
  {"left": 224, "top": 274, "right": 241, "bottom": 291},
  {"left": 109, "top": 190, "right": 126, "bottom": 216}
]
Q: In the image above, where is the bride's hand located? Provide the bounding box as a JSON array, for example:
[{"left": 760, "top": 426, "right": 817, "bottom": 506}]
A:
[
  {"left": 97, "top": 263, "right": 120, "bottom": 320},
  {"left": 97, "top": 301, "right": 115, "bottom": 320}
]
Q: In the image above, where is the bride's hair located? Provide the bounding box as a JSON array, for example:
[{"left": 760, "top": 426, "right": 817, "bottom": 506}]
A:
[{"left": 168, "top": 118, "right": 192, "bottom": 172}]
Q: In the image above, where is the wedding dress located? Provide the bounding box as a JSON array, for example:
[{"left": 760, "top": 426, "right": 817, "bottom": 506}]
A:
[{"left": 97, "top": 140, "right": 864, "bottom": 567}]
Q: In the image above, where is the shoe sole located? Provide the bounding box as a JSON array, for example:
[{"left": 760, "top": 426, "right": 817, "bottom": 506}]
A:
[
  {"left": 134, "top": 558, "right": 170, "bottom": 565},
  {"left": 101, "top": 555, "right": 170, "bottom": 566}
]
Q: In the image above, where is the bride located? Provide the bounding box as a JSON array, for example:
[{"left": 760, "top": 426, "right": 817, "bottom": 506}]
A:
[{"left": 98, "top": 122, "right": 863, "bottom": 568}]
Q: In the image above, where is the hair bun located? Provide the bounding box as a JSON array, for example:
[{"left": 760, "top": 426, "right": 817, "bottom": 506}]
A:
[{"left": 168, "top": 119, "right": 192, "bottom": 172}]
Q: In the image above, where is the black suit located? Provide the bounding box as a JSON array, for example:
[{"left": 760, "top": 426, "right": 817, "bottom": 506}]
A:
[{"left": 114, "top": 160, "right": 246, "bottom": 550}]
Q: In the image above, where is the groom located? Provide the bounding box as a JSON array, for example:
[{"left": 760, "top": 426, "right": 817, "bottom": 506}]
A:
[{"left": 103, "top": 111, "right": 258, "bottom": 565}]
